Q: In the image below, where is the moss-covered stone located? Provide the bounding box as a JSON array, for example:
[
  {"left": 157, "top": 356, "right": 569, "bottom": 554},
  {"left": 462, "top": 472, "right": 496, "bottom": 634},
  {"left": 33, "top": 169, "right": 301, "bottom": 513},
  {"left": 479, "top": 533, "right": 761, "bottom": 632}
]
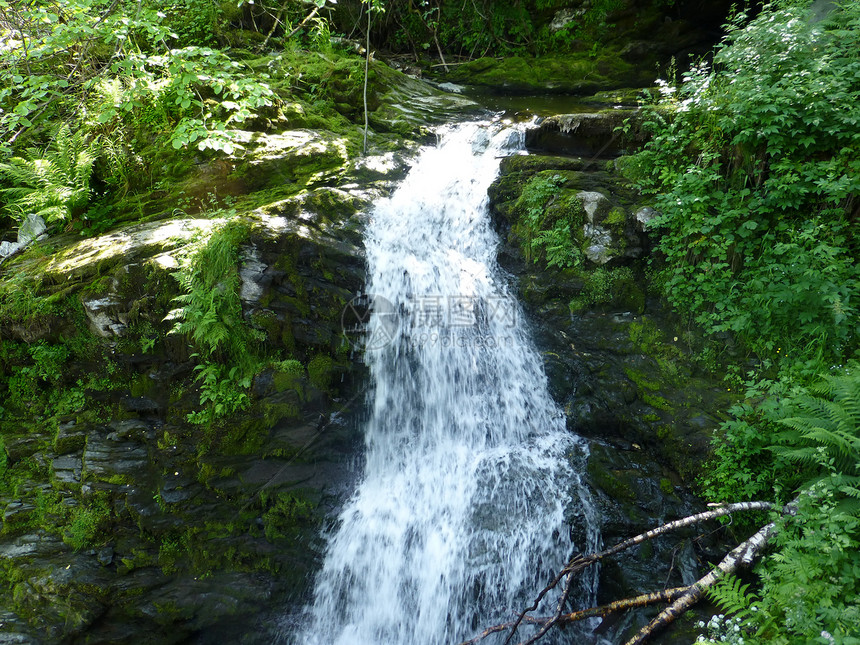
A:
[{"left": 444, "top": 52, "right": 651, "bottom": 94}]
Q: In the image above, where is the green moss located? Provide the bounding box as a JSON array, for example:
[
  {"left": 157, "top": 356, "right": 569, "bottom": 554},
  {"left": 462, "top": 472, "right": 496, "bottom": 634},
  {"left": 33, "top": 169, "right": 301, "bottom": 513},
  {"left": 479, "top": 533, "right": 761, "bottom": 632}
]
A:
[
  {"left": 64, "top": 494, "right": 112, "bottom": 551},
  {"left": 117, "top": 548, "right": 155, "bottom": 575},
  {"left": 260, "top": 489, "right": 317, "bottom": 543},
  {"left": 660, "top": 477, "right": 675, "bottom": 495},
  {"left": 214, "top": 417, "right": 269, "bottom": 456},
  {"left": 637, "top": 539, "right": 654, "bottom": 561},
  {"left": 158, "top": 538, "right": 183, "bottom": 575},
  {"left": 307, "top": 354, "right": 334, "bottom": 392},
  {"left": 53, "top": 426, "right": 86, "bottom": 455},
  {"left": 569, "top": 266, "right": 639, "bottom": 312},
  {"left": 656, "top": 425, "right": 673, "bottom": 440},
  {"left": 588, "top": 459, "right": 636, "bottom": 502},
  {"left": 271, "top": 360, "right": 304, "bottom": 393},
  {"left": 102, "top": 473, "right": 132, "bottom": 485},
  {"left": 642, "top": 393, "right": 673, "bottom": 411},
  {"left": 604, "top": 206, "right": 626, "bottom": 227},
  {"left": 623, "top": 366, "right": 661, "bottom": 392},
  {"left": 446, "top": 52, "right": 643, "bottom": 93},
  {"left": 629, "top": 319, "right": 684, "bottom": 360},
  {"left": 250, "top": 310, "right": 281, "bottom": 344}
]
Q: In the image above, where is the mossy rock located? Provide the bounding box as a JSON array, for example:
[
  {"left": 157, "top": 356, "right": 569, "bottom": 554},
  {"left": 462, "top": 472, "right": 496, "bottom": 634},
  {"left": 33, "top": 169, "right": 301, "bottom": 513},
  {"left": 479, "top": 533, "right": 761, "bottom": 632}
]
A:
[
  {"left": 368, "top": 60, "right": 479, "bottom": 132},
  {"left": 444, "top": 52, "right": 652, "bottom": 94},
  {"left": 230, "top": 130, "right": 354, "bottom": 195},
  {"left": 525, "top": 110, "right": 649, "bottom": 157}
]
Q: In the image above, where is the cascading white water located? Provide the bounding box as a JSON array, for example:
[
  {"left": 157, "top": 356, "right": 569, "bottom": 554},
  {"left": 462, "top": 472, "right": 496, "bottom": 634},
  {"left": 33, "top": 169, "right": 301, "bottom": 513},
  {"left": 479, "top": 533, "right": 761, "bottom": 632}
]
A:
[{"left": 296, "top": 121, "right": 599, "bottom": 645}]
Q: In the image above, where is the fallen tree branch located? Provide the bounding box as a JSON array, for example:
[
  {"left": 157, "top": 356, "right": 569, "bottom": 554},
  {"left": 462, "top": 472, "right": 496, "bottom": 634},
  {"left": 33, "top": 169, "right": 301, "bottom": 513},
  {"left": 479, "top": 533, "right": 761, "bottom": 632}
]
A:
[
  {"left": 624, "top": 521, "right": 776, "bottom": 645},
  {"left": 469, "top": 501, "right": 775, "bottom": 645},
  {"left": 564, "top": 501, "right": 774, "bottom": 578},
  {"left": 504, "top": 502, "right": 773, "bottom": 645},
  {"left": 262, "top": 1, "right": 323, "bottom": 49},
  {"left": 286, "top": 3, "right": 322, "bottom": 41},
  {"left": 559, "top": 587, "right": 690, "bottom": 625},
  {"left": 624, "top": 498, "right": 798, "bottom": 645},
  {"left": 456, "top": 588, "right": 690, "bottom": 645}
]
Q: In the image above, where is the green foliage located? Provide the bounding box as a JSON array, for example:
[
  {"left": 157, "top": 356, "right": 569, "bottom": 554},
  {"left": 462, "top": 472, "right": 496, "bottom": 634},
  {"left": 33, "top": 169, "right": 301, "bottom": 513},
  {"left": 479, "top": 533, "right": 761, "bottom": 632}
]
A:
[
  {"left": 653, "top": 6, "right": 860, "bottom": 639},
  {"left": 0, "top": 125, "right": 99, "bottom": 223},
  {"left": 1, "top": 484, "right": 112, "bottom": 549},
  {"left": 701, "top": 365, "right": 860, "bottom": 641},
  {"left": 707, "top": 574, "right": 755, "bottom": 623},
  {"left": 0, "top": 288, "right": 120, "bottom": 423},
  {"left": 378, "top": 0, "right": 632, "bottom": 58},
  {"left": 158, "top": 537, "right": 182, "bottom": 575},
  {"left": 0, "top": 0, "right": 276, "bottom": 160},
  {"left": 519, "top": 173, "right": 563, "bottom": 224},
  {"left": 260, "top": 490, "right": 316, "bottom": 542},
  {"left": 538, "top": 0, "right": 626, "bottom": 52},
  {"left": 750, "top": 474, "right": 860, "bottom": 643},
  {"left": 632, "top": 2, "right": 860, "bottom": 375},
  {"left": 168, "top": 220, "right": 266, "bottom": 424},
  {"left": 515, "top": 172, "right": 582, "bottom": 269},
  {"left": 160, "top": 0, "right": 230, "bottom": 46},
  {"left": 701, "top": 414, "right": 785, "bottom": 507},
  {"left": 307, "top": 354, "right": 333, "bottom": 392},
  {"left": 569, "top": 267, "right": 635, "bottom": 311},
  {"left": 185, "top": 363, "right": 252, "bottom": 425},
  {"left": 65, "top": 495, "right": 112, "bottom": 551},
  {"left": 169, "top": 221, "right": 252, "bottom": 362},
  {"left": 771, "top": 364, "right": 860, "bottom": 487},
  {"left": 531, "top": 225, "right": 580, "bottom": 270}
]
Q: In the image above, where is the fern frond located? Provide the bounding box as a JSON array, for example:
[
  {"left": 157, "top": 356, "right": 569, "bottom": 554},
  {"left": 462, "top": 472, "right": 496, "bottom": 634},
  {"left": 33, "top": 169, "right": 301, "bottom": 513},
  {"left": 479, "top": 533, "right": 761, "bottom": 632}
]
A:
[
  {"left": 774, "top": 365, "right": 860, "bottom": 481},
  {"left": 707, "top": 573, "right": 756, "bottom": 620},
  {"left": 0, "top": 126, "right": 99, "bottom": 223}
]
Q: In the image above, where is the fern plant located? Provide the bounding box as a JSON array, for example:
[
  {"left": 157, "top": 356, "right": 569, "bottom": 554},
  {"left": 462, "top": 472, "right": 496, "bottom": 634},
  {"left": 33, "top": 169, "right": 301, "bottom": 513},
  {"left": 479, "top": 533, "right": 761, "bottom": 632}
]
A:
[
  {"left": 166, "top": 220, "right": 263, "bottom": 424},
  {"left": 531, "top": 222, "right": 581, "bottom": 269},
  {"left": 771, "top": 363, "right": 860, "bottom": 488},
  {"left": 706, "top": 574, "right": 756, "bottom": 622},
  {"left": 168, "top": 222, "right": 249, "bottom": 359},
  {"left": 752, "top": 473, "right": 860, "bottom": 643},
  {"left": 0, "top": 125, "right": 100, "bottom": 224}
]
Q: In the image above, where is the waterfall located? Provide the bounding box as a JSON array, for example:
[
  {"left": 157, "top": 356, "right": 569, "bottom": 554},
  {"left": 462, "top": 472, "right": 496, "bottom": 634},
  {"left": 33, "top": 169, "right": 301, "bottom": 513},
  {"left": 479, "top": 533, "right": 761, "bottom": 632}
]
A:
[{"left": 294, "top": 121, "right": 599, "bottom": 645}]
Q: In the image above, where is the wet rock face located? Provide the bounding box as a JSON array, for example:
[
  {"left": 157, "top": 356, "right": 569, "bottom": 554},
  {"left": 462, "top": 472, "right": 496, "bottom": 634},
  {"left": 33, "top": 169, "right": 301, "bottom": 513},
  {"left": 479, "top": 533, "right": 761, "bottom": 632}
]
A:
[
  {"left": 525, "top": 110, "right": 649, "bottom": 158},
  {"left": 489, "top": 153, "right": 651, "bottom": 270},
  {"left": 487, "top": 118, "right": 734, "bottom": 640},
  {"left": 0, "top": 214, "right": 48, "bottom": 263},
  {"left": 0, "top": 192, "right": 368, "bottom": 640},
  {"left": 0, "top": 60, "right": 457, "bottom": 642},
  {"left": 488, "top": 129, "right": 729, "bottom": 474}
]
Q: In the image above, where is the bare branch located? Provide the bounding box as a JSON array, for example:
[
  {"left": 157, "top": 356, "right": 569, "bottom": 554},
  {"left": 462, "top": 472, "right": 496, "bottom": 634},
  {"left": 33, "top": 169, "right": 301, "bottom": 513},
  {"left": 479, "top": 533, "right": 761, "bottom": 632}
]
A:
[
  {"left": 456, "top": 588, "right": 691, "bottom": 645},
  {"left": 623, "top": 521, "right": 777, "bottom": 645},
  {"left": 623, "top": 497, "right": 798, "bottom": 645},
  {"left": 468, "top": 501, "right": 775, "bottom": 645},
  {"left": 564, "top": 501, "right": 774, "bottom": 578},
  {"left": 558, "top": 587, "right": 690, "bottom": 625}
]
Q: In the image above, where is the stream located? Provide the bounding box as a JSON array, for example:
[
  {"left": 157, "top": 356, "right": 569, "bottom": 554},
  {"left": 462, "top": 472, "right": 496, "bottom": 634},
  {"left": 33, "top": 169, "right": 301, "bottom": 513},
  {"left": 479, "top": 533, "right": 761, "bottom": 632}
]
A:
[{"left": 291, "top": 121, "right": 601, "bottom": 645}]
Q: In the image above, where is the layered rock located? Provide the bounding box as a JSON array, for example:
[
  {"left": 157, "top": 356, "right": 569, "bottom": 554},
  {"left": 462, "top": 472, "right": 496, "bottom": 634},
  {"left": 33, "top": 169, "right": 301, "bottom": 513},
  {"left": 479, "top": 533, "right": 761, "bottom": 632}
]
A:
[
  {"left": 487, "top": 110, "right": 735, "bottom": 641},
  {"left": 0, "top": 58, "right": 471, "bottom": 644}
]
